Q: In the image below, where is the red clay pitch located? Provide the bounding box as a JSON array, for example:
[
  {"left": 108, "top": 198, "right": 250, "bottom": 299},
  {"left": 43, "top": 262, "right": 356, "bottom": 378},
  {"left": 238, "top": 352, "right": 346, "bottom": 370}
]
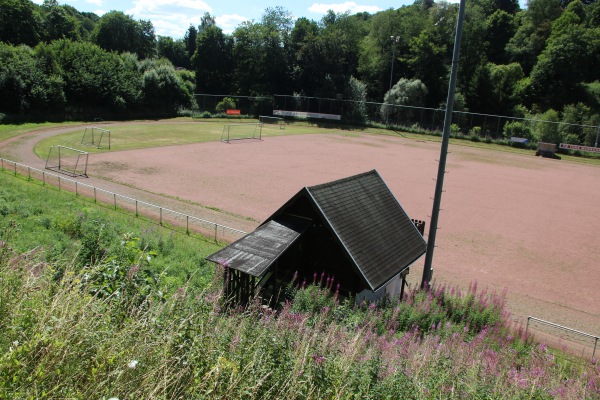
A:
[
  {"left": 3, "top": 124, "right": 597, "bottom": 340},
  {"left": 85, "top": 131, "right": 600, "bottom": 336}
]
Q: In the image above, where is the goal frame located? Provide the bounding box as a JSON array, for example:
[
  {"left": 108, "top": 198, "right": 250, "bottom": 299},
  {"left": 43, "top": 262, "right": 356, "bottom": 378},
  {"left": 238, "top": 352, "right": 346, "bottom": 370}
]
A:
[
  {"left": 259, "top": 115, "right": 285, "bottom": 130},
  {"left": 221, "top": 123, "right": 263, "bottom": 143},
  {"left": 81, "top": 126, "right": 111, "bottom": 149},
  {"left": 45, "top": 145, "right": 89, "bottom": 177}
]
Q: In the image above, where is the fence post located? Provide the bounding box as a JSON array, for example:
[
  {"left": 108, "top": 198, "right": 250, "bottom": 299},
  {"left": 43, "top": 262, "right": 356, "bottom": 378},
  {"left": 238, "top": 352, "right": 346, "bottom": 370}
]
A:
[
  {"left": 58, "top": 177, "right": 61, "bottom": 190},
  {"left": 525, "top": 316, "right": 530, "bottom": 339},
  {"left": 75, "top": 182, "right": 78, "bottom": 196},
  {"left": 594, "top": 337, "right": 598, "bottom": 360},
  {"left": 113, "top": 193, "right": 116, "bottom": 209},
  {"left": 14, "top": 162, "right": 17, "bottom": 176},
  {"left": 94, "top": 187, "right": 96, "bottom": 203},
  {"left": 43, "top": 171, "right": 45, "bottom": 186},
  {"left": 135, "top": 200, "right": 138, "bottom": 217},
  {"left": 186, "top": 215, "right": 189, "bottom": 235},
  {"left": 214, "top": 224, "right": 218, "bottom": 243},
  {"left": 28, "top": 167, "right": 31, "bottom": 180},
  {"left": 160, "top": 208, "right": 162, "bottom": 225}
]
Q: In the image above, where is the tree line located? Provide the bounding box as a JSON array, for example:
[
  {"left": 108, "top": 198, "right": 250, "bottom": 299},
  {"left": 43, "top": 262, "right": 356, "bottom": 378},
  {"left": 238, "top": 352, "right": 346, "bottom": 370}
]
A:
[{"left": 1, "top": 0, "right": 599, "bottom": 144}]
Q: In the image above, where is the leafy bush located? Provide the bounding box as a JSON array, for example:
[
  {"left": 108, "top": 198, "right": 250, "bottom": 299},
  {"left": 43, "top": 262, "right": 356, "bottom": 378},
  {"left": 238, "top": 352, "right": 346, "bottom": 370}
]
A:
[
  {"left": 503, "top": 120, "right": 534, "bottom": 141},
  {"left": 215, "top": 97, "right": 237, "bottom": 113},
  {"left": 450, "top": 123, "right": 461, "bottom": 135}
]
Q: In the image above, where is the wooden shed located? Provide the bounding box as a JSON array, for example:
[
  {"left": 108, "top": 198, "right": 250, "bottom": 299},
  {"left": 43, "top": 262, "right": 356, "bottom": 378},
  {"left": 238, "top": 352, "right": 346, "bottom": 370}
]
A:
[{"left": 206, "top": 170, "right": 427, "bottom": 306}]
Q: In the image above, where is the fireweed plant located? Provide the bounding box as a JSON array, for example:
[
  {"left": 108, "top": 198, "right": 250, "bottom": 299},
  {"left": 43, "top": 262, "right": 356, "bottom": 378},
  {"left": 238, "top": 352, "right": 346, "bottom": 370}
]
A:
[{"left": 1, "top": 242, "right": 599, "bottom": 399}]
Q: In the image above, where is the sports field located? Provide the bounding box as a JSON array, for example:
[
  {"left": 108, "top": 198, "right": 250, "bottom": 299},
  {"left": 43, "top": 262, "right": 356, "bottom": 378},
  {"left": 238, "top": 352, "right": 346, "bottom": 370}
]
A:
[{"left": 3, "top": 120, "right": 599, "bottom": 348}]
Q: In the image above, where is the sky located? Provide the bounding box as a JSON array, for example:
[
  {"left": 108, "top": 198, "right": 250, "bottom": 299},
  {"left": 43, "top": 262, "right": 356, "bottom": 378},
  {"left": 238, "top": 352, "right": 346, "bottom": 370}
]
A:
[{"left": 30, "top": 0, "right": 467, "bottom": 38}]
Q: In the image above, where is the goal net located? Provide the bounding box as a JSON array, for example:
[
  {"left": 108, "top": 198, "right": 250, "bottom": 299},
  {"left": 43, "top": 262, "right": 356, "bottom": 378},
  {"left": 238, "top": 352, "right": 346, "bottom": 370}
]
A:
[
  {"left": 221, "top": 123, "right": 263, "bottom": 143},
  {"left": 45, "top": 145, "right": 89, "bottom": 177},
  {"left": 81, "top": 126, "right": 111, "bottom": 149},
  {"left": 259, "top": 115, "right": 285, "bottom": 130}
]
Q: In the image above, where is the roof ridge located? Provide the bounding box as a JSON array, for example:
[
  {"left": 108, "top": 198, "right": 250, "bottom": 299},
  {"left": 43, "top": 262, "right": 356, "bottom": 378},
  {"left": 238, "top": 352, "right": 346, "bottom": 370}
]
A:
[{"left": 307, "top": 169, "right": 378, "bottom": 192}]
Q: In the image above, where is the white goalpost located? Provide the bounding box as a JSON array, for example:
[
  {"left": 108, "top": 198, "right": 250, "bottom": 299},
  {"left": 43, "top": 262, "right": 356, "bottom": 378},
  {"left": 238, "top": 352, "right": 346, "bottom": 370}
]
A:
[
  {"left": 259, "top": 115, "right": 285, "bottom": 130},
  {"left": 221, "top": 123, "right": 263, "bottom": 143},
  {"left": 45, "top": 145, "right": 89, "bottom": 177},
  {"left": 81, "top": 126, "right": 111, "bottom": 149}
]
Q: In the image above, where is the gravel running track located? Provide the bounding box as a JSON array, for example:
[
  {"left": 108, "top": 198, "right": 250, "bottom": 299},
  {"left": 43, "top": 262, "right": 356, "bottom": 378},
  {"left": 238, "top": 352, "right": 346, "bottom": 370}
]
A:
[{"left": 2, "top": 122, "right": 599, "bottom": 351}]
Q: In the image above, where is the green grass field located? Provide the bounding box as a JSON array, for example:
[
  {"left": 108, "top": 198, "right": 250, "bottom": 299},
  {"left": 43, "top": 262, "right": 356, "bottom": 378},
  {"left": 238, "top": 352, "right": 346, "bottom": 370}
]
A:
[{"left": 0, "top": 117, "right": 593, "bottom": 166}]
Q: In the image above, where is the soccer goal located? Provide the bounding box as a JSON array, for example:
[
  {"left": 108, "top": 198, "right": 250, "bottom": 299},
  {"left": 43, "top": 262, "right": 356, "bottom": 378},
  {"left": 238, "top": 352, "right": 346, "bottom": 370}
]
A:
[
  {"left": 45, "top": 145, "right": 89, "bottom": 177},
  {"left": 81, "top": 126, "right": 111, "bottom": 149},
  {"left": 221, "top": 123, "right": 263, "bottom": 143},
  {"left": 259, "top": 115, "right": 285, "bottom": 130}
]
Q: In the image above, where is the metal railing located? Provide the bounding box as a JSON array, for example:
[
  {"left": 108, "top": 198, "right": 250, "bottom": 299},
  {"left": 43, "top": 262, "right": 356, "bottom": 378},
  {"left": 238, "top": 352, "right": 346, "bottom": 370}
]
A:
[
  {"left": 526, "top": 316, "right": 599, "bottom": 360},
  {"left": 0, "top": 157, "right": 247, "bottom": 243}
]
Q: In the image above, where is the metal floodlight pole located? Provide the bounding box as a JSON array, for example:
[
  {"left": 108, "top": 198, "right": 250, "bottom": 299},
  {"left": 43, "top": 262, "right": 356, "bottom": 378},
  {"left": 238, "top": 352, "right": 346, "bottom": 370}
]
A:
[
  {"left": 421, "top": 0, "right": 466, "bottom": 289},
  {"left": 595, "top": 125, "right": 600, "bottom": 147}
]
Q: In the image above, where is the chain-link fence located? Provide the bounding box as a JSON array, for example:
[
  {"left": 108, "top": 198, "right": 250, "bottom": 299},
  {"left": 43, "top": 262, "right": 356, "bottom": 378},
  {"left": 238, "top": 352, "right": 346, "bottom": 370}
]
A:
[
  {"left": 194, "top": 94, "right": 274, "bottom": 118},
  {"left": 0, "top": 157, "right": 246, "bottom": 244},
  {"left": 272, "top": 94, "right": 600, "bottom": 145}
]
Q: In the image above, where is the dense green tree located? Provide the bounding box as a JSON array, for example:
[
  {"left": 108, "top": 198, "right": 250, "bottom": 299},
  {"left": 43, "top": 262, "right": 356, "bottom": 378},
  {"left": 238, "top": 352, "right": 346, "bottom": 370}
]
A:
[
  {"left": 49, "top": 39, "right": 142, "bottom": 112},
  {"left": 192, "top": 25, "right": 233, "bottom": 94},
  {"left": 0, "top": 43, "right": 65, "bottom": 114},
  {"left": 0, "top": 0, "right": 40, "bottom": 46},
  {"left": 183, "top": 25, "right": 197, "bottom": 59},
  {"left": 290, "top": 22, "right": 324, "bottom": 96},
  {"left": 485, "top": 10, "right": 516, "bottom": 64},
  {"left": 199, "top": 12, "right": 216, "bottom": 33},
  {"left": 458, "top": 4, "right": 491, "bottom": 111},
  {"left": 140, "top": 60, "right": 192, "bottom": 114},
  {"left": 137, "top": 19, "right": 157, "bottom": 59},
  {"left": 40, "top": 1, "right": 80, "bottom": 42},
  {"left": 405, "top": 30, "right": 448, "bottom": 107},
  {"left": 232, "top": 7, "right": 294, "bottom": 95},
  {"left": 157, "top": 37, "right": 188, "bottom": 69},
  {"left": 357, "top": 8, "right": 418, "bottom": 100},
  {"left": 91, "top": 11, "right": 156, "bottom": 59},
  {"left": 62, "top": 5, "right": 98, "bottom": 40},
  {"left": 528, "top": 24, "right": 592, "bottom": 109}
]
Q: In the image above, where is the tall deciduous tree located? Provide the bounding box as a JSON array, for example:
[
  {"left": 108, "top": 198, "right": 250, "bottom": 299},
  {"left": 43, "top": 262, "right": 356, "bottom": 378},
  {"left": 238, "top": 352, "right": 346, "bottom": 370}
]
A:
[
  {"left": 91, "top": 11, "right": 156, "bottom": 59},
  {"left": 192, "top": 25, "right": 233, "bottom": 94},
  {"left": 157, "top": 36, "right": 189, "bottom": 69},
  {"left": 233, "top": 7, "right": 293, "bottom": 95},
  {"left": 0, "top": 0, "right": 40, "bottom": 46}
]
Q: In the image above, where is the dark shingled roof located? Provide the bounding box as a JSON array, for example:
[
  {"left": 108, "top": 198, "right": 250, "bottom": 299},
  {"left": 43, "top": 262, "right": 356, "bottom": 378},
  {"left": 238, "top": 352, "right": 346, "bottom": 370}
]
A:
[
  {"left": 304, "top": 170, "right": 426, "bottom": 290},
  {"left": 207, "top": 170, "right": 426, "bottom": 292},
  {"left": 206, "top": 218, "right": 308, "bottom": 277}
]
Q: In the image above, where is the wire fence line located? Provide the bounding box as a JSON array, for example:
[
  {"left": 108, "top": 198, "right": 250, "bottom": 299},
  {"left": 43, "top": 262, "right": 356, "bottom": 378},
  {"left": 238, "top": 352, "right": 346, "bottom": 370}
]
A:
[
  {"left": 526, "top": 316, "right": 599, "bottom": 360},
  {"left": 0, "top": 157, "right": 247, "bottom": 244},
  {"left": 193, "top": 93, "right": 600, "bottom": 146}
]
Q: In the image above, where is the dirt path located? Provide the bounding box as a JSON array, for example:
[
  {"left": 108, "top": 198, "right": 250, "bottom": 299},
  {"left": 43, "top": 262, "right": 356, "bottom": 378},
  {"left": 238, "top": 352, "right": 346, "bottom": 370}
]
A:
[
  {"left": 3, "top": 123, "right": 599, "bottom": 347},
  {"left": 0, "top": 123, "right": 259, "bottom": 235}
]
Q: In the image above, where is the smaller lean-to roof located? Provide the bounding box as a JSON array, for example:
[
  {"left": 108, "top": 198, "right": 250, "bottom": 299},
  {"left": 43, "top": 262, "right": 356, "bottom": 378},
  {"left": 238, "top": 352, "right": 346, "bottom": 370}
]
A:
[
  {"left": 206, "top": 218, "right": 308, "bottom": 277},
  {"left": 304, "top": 170, "right": 427, "bottom": 290}
]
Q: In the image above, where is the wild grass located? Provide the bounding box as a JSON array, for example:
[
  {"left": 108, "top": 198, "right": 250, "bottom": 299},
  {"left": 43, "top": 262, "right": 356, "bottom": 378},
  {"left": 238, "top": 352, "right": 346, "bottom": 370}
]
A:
[{"left": 1, "top": 227, "right": 598, "bottom": 400}]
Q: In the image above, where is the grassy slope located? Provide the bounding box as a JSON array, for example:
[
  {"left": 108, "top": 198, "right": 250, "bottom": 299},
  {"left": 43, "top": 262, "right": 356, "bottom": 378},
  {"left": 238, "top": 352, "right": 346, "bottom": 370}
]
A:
[{"left": 0, "top": 168, "right": 220, "bottom": 290}]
